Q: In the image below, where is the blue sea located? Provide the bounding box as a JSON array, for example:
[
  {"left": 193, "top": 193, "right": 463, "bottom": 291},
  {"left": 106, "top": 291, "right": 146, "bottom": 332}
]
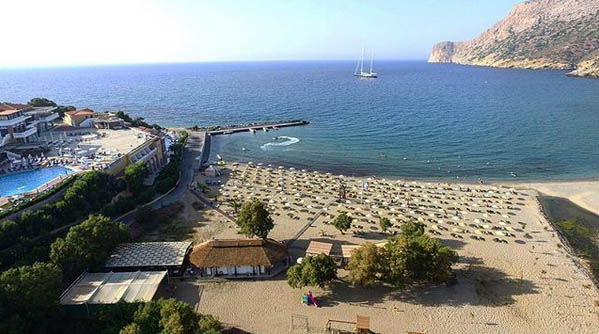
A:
[{"left": 1, "top": 61, "right": 598, "bottom": 181}]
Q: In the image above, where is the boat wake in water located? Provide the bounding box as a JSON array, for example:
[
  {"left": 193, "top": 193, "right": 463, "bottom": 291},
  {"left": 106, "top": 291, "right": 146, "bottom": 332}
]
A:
[{"left": 260, "top": 136, "right": 300, "bottom": 150}]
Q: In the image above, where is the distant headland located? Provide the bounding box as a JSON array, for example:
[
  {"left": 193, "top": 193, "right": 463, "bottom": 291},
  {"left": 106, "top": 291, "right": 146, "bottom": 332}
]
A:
[{"left": 429, "top": 0, "right": 599, "bottom": 78}]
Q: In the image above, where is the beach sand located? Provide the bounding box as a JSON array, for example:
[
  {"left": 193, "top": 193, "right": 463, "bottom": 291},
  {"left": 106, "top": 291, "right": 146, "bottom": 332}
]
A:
[
  {"left": 180, "top": 162, "right": 599, "bottom": 334},
  {"left": 509, "top": 180, "right": 599, "bottom": 215}
]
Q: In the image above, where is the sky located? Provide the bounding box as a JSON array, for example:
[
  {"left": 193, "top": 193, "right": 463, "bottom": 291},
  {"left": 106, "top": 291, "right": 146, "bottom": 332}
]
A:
[{"left": 0, "top": 0, "right": 523, "bottom": 67}]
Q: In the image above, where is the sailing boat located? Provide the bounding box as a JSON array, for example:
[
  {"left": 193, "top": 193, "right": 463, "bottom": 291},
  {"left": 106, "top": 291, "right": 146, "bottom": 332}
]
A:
[{"left": 354, "top": 48, "right": 377, "bottom": 78}]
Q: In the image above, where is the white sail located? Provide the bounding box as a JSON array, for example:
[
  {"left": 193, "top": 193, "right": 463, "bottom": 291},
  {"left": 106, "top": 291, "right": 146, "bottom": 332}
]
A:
[
  {"left": 354, "top": 48, "right": 377, "bottom": 78},
  {"left": 369, "top": 51, "right": 374, "bottom": 74},
  {"left": 360, "top": 48, "right": 364, "bottom": 74}
]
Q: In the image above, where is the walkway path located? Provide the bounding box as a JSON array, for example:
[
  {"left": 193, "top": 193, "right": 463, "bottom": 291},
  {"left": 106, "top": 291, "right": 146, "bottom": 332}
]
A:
[
  {"left": 287, "top": 199, "right": 337, "bottom": 246},
  {"left": 119, "top": 132, "right": 205, "bottom": 225}
]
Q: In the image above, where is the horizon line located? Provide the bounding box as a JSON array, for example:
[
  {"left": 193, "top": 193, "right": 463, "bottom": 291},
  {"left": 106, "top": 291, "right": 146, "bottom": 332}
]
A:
[{"left": 1, "top": 58, "right": 430, "bottom": 70}]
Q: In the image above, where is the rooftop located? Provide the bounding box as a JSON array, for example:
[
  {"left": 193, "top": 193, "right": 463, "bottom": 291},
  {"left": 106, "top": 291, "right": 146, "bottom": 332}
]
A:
[
  {"left": 306, "top": 241, "right": 333, "bottom": 256},
  {"left": 60, "top": 271, "right": 167, "bottom": 305},
  {"left": 340, "top": 244, "right": 360, "bottom": 258},
  {"left": 189, "top": 239, "right": 288, "bottom": 267},
  {"left": 42, "top": 128, "right": 153, "bottom": 158},
  {"left": 105, "top": 241, "right": 192, "bottom": 268},
  {"left": 0, "top": 103, "right": 31, "bottom": 112},
  {"left": 25, "top": 106, "right": 58, "bottom": 115},
  {"left": 0, "top": 109, "right": 21, "bottom": 116},
  {"left": 66, "top": 109, "right": 94, "bottom": 116}
]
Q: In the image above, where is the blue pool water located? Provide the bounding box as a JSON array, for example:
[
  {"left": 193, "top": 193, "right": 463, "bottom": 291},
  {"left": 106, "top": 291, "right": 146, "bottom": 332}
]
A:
[
  {"left": 1, "top": 61, "right": 598, "bottom": 181},
  {"left": 0, "top": 167, "right": 74, "bottom": 197}
]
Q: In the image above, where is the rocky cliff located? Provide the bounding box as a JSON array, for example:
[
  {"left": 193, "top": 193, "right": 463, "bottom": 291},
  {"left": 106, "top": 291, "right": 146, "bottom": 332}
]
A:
[{"left": 429, "top": 0, "right": 599, "bottom": 78}]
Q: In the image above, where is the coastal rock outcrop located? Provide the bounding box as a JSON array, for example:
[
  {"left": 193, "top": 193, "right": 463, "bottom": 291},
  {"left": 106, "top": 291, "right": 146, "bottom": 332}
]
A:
[{"left": 429, "top": 0, "right": 599, "bottom": 78}]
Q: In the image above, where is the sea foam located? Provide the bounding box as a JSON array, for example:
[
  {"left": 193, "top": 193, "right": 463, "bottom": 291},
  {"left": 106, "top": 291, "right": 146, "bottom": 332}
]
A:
[{"left": 260, "top": 136, "right": 300, "bottom": 150}]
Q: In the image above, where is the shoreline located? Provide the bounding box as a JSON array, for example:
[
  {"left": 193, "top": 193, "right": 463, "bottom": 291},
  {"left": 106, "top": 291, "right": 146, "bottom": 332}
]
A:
[
  {"left": 205, "top": 131, "right": 599, "bottom": 185},
  {"left": 207, "top": 140, "right": 599, "bottom": 213}
]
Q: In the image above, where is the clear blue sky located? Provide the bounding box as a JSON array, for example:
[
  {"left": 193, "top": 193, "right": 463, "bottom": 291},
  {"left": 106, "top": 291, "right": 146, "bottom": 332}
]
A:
[{"left": 1, "top": 0, "right": 522, "bottom": 67}]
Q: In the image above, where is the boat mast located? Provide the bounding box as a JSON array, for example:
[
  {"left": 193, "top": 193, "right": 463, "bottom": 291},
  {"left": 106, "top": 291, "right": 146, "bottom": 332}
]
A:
[
  {"left": 370, "top": 51, "right": 374, "bottom": 74},
  {"left": 360, "top": 48, "right": 364, "bottom": 74}
]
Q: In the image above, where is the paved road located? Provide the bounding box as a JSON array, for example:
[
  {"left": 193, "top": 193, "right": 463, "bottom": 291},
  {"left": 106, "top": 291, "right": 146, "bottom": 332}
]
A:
[{"left": 119, "top": 132, "right": 205, "bottom": 225}]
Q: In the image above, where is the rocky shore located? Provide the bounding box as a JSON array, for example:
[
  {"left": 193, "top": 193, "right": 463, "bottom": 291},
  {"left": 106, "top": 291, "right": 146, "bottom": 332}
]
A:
[{"left": 429, "top": 0, "right": 599, "bottom": 79}]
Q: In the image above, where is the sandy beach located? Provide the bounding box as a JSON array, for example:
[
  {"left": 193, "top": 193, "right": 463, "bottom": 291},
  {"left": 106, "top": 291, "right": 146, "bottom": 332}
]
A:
[
  {"left": 171, "top": 162, "right": 599, "bottom": 334},
  {"left": 509, "top": 180, "right": 599, "bottom": 215}
]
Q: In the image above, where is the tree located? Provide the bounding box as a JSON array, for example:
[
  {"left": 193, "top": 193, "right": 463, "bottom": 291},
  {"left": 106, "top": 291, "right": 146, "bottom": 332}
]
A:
[
  {"left": 50, "top": 214, "right": 130, "bottom": 280},
  {"left": 97, "top": 301, "right": 140, "bottom": 334},
  {"left": 400, "top": 221, "right": 425, "bottom": 238},
  {"left": 236, "top": 200, "right": 274, "bottom": 239},
  {"left": 347, "top": 242, "right": 383, "bottom": 287},
  {"left": 120, "top": 323, "right": 141, "bottom": 334},
  {"left": 333, "top": 213, "right": 352, "bottom": 234},
  {"left": 55, "top": 105, "right": 76, "bottom": 117},
  {"left": 198, "top": 315, "right": 222, "bottom": 334},
  {"left": 28, "top": 97, "right": 57, "bottom": 107},
  {"left": 0, "top": 262, "right": 62, "bottom": 333},
  {"left": 135, "top": 205, "right": 154, "bottom": 225},
  {"left": 379, "top": 217, "right": 392, "bottom": 232},
  {"left": 345, "top": 221, "right": 459, "bottom": 289},
  {"left": 287, "top": 254, "right": 337, "bottom": 288},
  {"left": 116, "top": 298, "right": 221, "bottom": 334},
  {"left": 130, "top": 300, "right": 163, "bottom": 334},
  {"left": 228, "top": 199, "right": 241, "bottom": 214},
  {"left": 159, "top": 298, "right": 198, "bottom": 334},
  {"left": 381, "top": 229, "right": 458, "bottom": 289},
  {"left": 0, "top": 220, "right": 19, "bottom": 249},
  {"left": 125, "top": 162, "right": 149, "bottom": 193}
]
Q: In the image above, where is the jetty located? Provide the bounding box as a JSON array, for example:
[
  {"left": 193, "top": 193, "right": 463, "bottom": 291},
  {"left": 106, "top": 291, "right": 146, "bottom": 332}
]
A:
[{"left": 193, "top": 119, "right": 309, "bottom": 135}]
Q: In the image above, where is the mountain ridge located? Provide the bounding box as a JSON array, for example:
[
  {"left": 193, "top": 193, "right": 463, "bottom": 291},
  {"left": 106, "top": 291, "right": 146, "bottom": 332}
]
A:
[{"left": 429, "top": 0, "right": 599, "bottom": 78}]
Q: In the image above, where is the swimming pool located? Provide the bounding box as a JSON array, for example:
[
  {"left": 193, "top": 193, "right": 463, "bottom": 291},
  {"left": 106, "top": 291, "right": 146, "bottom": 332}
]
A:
[{"left": 0, "top": 167, "right": 74, "bottom": 197}]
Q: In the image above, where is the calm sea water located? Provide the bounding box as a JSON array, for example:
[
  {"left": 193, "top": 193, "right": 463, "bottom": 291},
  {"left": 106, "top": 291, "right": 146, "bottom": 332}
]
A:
[{"left": 1, "top": 61, "right": 598, "bottom": 181}]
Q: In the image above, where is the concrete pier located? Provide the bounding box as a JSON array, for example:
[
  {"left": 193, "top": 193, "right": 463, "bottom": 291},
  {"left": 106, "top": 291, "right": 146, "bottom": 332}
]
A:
[{"left": 204, "top": 120, "right": 309, "bottom": 135}]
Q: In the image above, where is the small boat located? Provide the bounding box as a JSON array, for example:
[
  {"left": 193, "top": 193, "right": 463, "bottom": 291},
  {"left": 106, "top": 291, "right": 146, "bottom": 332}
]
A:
[
  {"left": 216, "top": 154, "right": 223, "bottom": 160},
  {"left": 510, "top": 172, "right": 518, "bottom": 178},
  {"left": 249, "top": 128, "right": 255, "bottom": 134},
  {"left": 262, "top": 127, "right": 268, "bottom": 132},
  {"left": 354, "top": 48, "right": 377, "bottom": 78},
  {"left": 242, "top": 147, "right": 247, "bottom": 151}
]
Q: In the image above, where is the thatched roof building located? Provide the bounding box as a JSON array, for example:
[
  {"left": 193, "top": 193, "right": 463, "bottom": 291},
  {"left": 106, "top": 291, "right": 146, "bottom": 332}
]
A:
[{"left": 189, "top": 239, "right": 290, "bottom": 278}]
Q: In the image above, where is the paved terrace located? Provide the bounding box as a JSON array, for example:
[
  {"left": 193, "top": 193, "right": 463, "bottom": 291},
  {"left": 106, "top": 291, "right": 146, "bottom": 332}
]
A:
[{"left": 41, "top": 127, "right": 155, "bottom": 169}]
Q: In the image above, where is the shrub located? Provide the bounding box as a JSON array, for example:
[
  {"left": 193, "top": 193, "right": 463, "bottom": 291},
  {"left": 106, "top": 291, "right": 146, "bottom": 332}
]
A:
[
  {"left": 333, "top": 213, "right": 352, "bottom": 233},
  {"left": 347, "top": 221, "right": 459, "bottom": 289},
  {"left": 287, "top": 254, "right": 337, "bottom": 288}
]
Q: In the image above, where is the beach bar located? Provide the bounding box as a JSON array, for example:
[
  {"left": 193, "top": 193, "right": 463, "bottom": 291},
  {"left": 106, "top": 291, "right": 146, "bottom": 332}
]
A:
[{"left": 189, "top": 239, "right": 291, "bottom": 278}]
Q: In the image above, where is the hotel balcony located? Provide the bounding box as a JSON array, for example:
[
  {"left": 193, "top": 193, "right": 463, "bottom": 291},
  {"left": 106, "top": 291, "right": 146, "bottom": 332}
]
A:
[
  {"left": 131, "top": 146, "right": 158, "bottom": 164},
  {"left": 0, "top": 115, "right": 29, "bottom": 127},
  {"left": 40, "top": 113, "right": 59, "bottom": 123},
  {"left": 12, "top": 127, "right": 38, "bottom": 139}
]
